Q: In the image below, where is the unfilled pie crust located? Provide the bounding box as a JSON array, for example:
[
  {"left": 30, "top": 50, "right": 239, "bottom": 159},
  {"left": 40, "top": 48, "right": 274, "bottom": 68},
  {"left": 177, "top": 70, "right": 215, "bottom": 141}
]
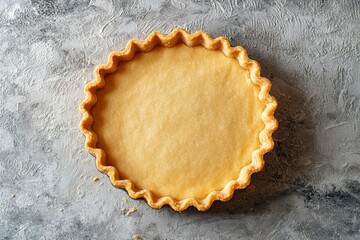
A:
[{"left": 79, "top": 28, "right": 278, "bottom": 211}]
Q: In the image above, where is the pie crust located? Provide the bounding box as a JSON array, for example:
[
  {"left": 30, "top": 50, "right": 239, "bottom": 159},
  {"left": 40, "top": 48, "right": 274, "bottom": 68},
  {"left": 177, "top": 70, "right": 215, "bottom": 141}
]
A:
[{"left": 79, "top": 28, "right": 278, "bottom": 211}]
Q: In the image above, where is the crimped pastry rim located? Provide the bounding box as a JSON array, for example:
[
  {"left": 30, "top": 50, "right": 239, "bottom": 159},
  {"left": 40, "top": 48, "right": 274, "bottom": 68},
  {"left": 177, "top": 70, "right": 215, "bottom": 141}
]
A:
[{"left": 79, "top": 28, "right": 278, "bottom": 211}]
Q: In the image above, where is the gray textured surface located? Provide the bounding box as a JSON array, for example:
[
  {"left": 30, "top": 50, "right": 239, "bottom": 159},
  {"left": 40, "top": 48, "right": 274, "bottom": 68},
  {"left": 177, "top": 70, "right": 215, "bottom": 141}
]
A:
[{"left": 1, "top": 0, "right": 360, "bottom": 239}]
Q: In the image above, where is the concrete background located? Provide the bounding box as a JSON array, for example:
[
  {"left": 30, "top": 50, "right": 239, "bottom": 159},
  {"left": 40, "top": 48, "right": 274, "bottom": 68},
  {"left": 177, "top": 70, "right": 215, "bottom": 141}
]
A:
[{"left": 1, "top": 0, "right": 359, "bottom": 239}]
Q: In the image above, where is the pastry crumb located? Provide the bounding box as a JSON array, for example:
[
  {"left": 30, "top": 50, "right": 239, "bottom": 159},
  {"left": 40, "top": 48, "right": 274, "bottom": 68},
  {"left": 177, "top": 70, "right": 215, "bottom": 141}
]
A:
[
  {"left": 11, "top": 194, "right": 15, "bottom": 198},
  {"left": 92, "top": 176, "right": 99, "bottom": 182},
  {"left": 133, "top": 234, "right": 140, "bottom": 239},
  {"left": 122, "top": 197, "right": 128, "bottom": 203},
  {"left": 80, "top": 175, "right": 84, "bottom": 178},
  {"left": 100, "top": 182, "right": 104, "bottom": 186},
  {"left": 59, "top": 208, "right": 64, "bottom": 212},
  {"left": 126, "top": 207, "right": 137, "bottom": 216},
  {"left": 247, "top": 185, "right": 255, "bottom": 192}
]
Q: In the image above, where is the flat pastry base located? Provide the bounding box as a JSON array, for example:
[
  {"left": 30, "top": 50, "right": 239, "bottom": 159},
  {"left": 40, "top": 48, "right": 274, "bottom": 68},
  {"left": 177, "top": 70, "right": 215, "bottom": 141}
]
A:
[
  {"left": 80, "top": 28, "right": 278, "bottom": 211},
  {"left": 92, "top": 44, "right": 264, "bottom": 200}
]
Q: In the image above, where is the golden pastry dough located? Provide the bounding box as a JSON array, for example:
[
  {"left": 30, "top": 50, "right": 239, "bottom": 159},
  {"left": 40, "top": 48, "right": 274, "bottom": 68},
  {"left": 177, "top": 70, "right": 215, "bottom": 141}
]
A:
[{"left": 79, "top": 28, "right": 278, "bottom": 211}]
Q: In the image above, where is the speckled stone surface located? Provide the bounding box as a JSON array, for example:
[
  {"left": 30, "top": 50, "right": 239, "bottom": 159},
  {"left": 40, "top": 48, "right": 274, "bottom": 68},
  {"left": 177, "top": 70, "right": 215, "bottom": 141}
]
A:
[{"left": 1, "top": 0, "right": 360, "bottom": 239}]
